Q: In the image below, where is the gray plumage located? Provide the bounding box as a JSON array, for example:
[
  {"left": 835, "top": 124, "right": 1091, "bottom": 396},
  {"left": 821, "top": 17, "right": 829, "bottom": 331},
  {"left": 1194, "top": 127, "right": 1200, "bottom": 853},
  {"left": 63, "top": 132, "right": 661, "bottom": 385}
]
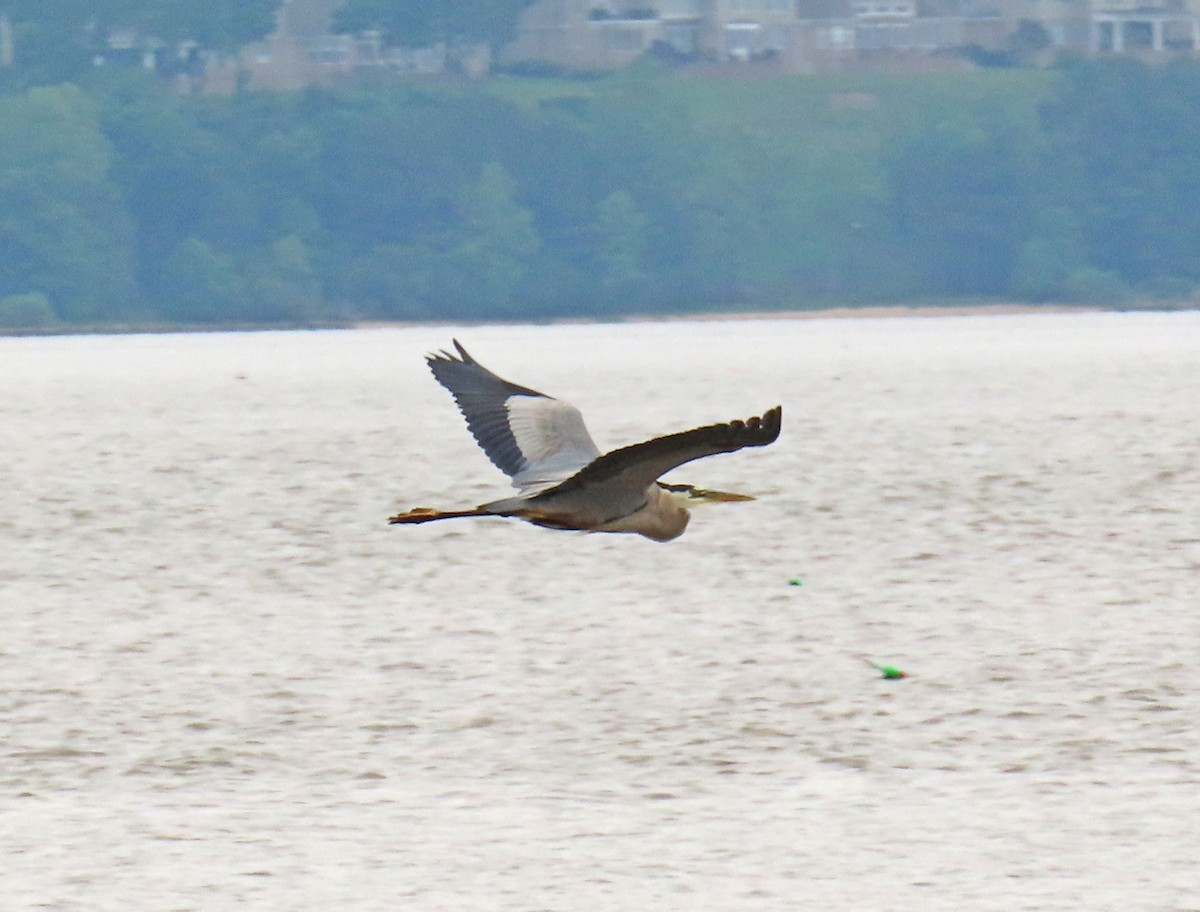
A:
[{"left": 391, "top": 340, "right": 782, "bottom": 541}]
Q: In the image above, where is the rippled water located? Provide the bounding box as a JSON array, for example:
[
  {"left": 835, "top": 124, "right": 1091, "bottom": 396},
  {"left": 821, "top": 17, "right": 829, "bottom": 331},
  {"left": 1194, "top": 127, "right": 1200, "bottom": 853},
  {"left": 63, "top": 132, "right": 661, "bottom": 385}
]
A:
[{"left": 2, "top": 312, "right": 1198, "bottom": 910}]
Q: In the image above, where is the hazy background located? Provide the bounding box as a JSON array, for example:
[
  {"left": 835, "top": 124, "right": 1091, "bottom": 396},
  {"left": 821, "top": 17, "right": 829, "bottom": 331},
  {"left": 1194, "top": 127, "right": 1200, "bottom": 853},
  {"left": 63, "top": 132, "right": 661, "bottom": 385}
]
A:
[{"left": 4, "top": 3, "right": 1200, "bottom": 329}]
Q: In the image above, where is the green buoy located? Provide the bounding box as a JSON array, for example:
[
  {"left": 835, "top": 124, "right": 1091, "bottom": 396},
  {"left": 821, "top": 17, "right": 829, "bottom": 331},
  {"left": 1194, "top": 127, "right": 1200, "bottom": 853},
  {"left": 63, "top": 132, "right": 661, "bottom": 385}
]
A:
[{"left": 868, "top": 661, "right": 908, "bottom": 680}]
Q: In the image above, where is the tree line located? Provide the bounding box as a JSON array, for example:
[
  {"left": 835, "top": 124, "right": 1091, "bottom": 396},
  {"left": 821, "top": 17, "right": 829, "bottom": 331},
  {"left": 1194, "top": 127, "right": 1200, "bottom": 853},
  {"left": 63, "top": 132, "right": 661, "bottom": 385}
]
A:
[{"left": 3, "top": 55, "right": 1200, "bottom": 329}]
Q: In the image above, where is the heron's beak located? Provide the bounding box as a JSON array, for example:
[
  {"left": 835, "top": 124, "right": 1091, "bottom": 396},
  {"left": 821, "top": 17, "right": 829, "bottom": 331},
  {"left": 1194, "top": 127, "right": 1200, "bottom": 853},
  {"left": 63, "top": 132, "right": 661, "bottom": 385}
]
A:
[{"left": 693, "top": 487, "right": 755, "bottom": 504}]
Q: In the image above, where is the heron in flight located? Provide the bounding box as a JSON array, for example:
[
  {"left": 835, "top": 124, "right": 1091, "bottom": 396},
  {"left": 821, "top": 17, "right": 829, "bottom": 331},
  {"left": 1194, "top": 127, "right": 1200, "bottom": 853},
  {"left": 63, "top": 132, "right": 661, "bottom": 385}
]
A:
[{"left": 389, "top": 340, "right": 781, "bottom": 542}]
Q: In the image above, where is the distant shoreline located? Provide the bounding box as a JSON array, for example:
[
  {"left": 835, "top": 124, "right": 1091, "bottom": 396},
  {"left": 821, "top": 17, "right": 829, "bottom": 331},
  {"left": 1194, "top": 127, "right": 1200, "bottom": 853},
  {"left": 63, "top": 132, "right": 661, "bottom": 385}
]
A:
[
  {"left": 611, "top": 302, "right": 1108, "bottom": 322},
  {"left": 355, "top": 300, "right": 1170, "bottom": 331},
  {"left": 6, "top": 300, "right": 1197, "bottom": 338}
]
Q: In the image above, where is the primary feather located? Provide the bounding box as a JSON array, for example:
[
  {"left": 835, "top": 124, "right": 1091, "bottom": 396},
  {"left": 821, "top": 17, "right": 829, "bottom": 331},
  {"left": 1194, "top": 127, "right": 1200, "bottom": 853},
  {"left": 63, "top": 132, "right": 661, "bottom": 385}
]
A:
[{"left": 427, "top": 340, "right": 600, "bottom": 490}]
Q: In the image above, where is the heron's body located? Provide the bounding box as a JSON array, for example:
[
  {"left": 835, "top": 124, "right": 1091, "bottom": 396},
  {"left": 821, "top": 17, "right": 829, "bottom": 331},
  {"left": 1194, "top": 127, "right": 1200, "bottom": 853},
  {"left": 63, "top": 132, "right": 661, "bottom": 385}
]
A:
[{"left": 389, "top": 340, "right": 781, "bottom": 542}]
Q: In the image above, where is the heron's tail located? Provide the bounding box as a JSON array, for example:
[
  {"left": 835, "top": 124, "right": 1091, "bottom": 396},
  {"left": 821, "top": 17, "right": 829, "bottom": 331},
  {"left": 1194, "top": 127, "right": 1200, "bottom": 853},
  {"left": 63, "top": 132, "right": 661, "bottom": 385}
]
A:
[{"left": 387, "top": 506, "right": 490, "bottom": 525}]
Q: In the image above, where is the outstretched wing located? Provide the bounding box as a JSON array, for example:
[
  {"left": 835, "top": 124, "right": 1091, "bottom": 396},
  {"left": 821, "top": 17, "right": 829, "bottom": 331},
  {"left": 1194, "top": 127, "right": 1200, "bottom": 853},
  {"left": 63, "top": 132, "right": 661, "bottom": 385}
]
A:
[
  {"left": 427, "top": 340, "right": 601, "bottom": 490},
  {"left": 534, "top": 406, "right": 782, "bottom": 512}
]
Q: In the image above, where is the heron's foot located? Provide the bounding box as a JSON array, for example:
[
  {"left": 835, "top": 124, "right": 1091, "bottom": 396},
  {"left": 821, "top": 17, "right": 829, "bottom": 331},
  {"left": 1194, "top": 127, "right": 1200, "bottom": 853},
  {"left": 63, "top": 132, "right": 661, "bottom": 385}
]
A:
[{"left": 388, "top": 507, "right": 441, "bottom": 524}]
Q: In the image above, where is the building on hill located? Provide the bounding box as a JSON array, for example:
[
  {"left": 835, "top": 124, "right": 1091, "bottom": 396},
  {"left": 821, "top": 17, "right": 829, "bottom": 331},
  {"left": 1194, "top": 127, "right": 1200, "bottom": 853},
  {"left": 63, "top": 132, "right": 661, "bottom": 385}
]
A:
[
  {"left": 11, "top": 1, "right": 1197, "bottom": 90},
  {"left": 1090, "top": 1, "right": 1200, "bottom": 53},
  {"left": 202, "top": 0, "right": 489, "bottom": 93},
  {"left": 500, "top": 0, "right": 1200, "bottom": 73}
]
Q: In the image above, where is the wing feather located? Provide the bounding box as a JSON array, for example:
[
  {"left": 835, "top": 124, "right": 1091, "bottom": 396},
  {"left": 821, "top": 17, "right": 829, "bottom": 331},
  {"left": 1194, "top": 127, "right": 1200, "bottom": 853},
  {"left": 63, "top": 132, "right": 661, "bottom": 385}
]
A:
[
  {"left": 427, "top": 340, "right": 600, "bottom": 487},
  {"left": 533, "top": 406, "right": 782, "bottom": 509}
]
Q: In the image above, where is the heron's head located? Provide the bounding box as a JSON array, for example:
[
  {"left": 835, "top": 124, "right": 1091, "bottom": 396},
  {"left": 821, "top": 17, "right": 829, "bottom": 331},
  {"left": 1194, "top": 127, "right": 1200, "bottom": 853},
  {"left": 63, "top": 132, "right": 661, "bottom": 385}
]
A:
[{"left": 660, "top": 482, "right": 755, "bottom": 510}]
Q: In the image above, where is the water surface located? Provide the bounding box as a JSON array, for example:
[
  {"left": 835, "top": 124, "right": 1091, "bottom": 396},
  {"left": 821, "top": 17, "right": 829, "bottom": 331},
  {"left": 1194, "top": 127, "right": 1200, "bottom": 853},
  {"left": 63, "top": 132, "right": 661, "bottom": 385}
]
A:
[{"left": 2, "top": 313, "right": 1198, "bottom": 910}]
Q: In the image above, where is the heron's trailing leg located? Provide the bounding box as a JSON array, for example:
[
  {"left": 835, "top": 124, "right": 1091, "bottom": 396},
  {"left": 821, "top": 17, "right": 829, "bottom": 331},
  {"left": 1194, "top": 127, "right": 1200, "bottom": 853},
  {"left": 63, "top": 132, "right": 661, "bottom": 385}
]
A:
[
  {"left": 387, "top": 507, "right": 488, "bottom": 525},
  {"left": 388, "top": 505, "right": 568, "bottom": 528}
]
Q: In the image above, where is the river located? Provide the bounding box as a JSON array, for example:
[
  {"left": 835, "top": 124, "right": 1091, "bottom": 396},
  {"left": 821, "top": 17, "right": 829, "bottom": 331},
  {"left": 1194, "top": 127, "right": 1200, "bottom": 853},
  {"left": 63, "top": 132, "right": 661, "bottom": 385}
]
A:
[{"left": 2, "top": 311, "right": 1197, "bottom": 910}]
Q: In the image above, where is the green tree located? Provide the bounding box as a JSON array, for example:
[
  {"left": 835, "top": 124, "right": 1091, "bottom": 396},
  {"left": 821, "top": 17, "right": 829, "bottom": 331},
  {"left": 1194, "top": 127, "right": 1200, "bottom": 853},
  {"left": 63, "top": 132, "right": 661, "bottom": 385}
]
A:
[
  {"left": 128, "top": 1, "right": 277, "bottom": 50},
  {"left": 442, "top": 162, "right": 540, "bottom": 315},
  {"left": 0, "top": 84, "right": 137, "bottom": 321},
  {"left": 1059, "top": 267, "right": 1129, "bottom": 305},
  {"left": 592, "top": 189, "right": 649, "bottom": 293},
  {"left": 94, "top": 74, "right": 235, "bottom": 303},
  {"left": 334, "top": 0, "right": 535, "bottom": 47},
  {"left": 343, "top": 243, "right": 440, "bottom": 320},
  {"left": 582, "top": 84, "right": 738, "bottom": 304},
  {"left": 1041, "top": 57, "right": 1200, "bottom": 285},
  {"left": 312, "top": 88, "right": 502, "bottom": 249},
  {"left": 885, "top": 99, "right": 1042, "bottom": 295},
  {"left": 243, "top": 235, "right": 323, "bottom": 323},
  {"left": 1009, "top": 207, "right": 1087, "bottom": 300},
  {"left": 2, "top": 1, "right": 275, "bottom": 82},
  {"left": 1010, "top": 19, "right": 1052, "bottom": 64},
  {"left": 0, "top": 291, "right": 57, "bottom": 328},
  {"left": 158, "top": 237, "right": 246, "bottom": 323}
]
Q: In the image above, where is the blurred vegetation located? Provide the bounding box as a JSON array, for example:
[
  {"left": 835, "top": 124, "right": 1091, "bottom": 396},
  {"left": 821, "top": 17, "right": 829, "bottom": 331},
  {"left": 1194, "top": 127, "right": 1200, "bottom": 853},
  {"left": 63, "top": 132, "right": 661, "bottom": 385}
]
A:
[
  {"left": 0, "top": 1, "right": 277, "bottom": 84},
  {"left": 3, "top": 56, "right": 1200, "bottom": 329},
  {"left": 333, "top": 0, "right": 537, "bottom": 48}
]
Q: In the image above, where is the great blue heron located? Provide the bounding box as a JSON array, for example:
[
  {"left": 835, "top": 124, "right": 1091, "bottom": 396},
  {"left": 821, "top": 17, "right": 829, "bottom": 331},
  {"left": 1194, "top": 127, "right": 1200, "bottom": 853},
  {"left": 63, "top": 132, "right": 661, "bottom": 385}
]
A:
[{"left": 389, "top": 340, "right": 781, "bottom": 542}]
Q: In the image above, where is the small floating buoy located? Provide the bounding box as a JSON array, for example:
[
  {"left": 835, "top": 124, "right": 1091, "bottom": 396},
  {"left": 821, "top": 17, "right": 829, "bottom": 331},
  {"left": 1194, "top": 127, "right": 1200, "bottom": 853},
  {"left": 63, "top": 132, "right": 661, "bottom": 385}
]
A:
[
  {"left": 868, "top": 661, "right": 908, "bottom": 680},
  {"left": 787, "top": 577, "right": 803, "bottom": 586}
]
